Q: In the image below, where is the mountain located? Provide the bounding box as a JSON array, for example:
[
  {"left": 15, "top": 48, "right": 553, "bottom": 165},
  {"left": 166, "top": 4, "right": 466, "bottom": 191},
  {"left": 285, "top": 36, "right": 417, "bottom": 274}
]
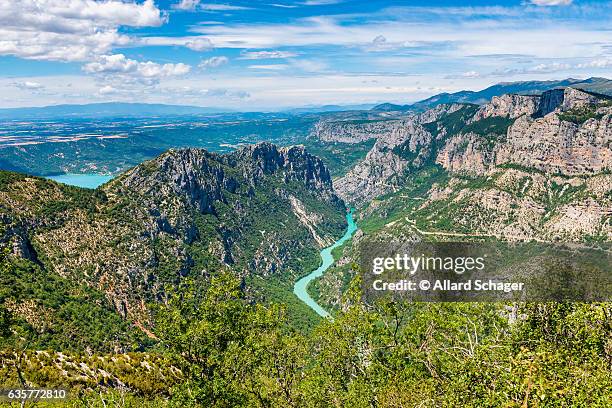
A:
[
  {"left": 310, "top": 87, "right": 611, "bottom": 313},
  {"left": 370, "top": 102, "right": 412, "bottom": 112},
  {"left": 0, "top": 102, "right": 234, "bottom": 119},
  {"left": 329, "top": 87, "right": 611, "bottom": 241},
  {"left": 0, "top": 143, "right": 347, "bottom": 343},
  {"left": 286, "top": 104, "right": 376, "bottom": 113},
  {"left": 373, "top": 77, "right": 612, "bottom": 112},
  {"left": 1, "top": 87, "right": 610, "bottom": 406}
]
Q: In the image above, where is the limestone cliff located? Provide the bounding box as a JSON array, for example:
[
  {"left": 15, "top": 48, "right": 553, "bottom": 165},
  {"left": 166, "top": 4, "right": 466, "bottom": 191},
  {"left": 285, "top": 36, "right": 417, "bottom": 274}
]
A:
[
  {"left": 436, "top": 88, "right": 612, "bottom": 175},
  {"left": 0, "top": 143, "right": 347, "bottom": 323}
]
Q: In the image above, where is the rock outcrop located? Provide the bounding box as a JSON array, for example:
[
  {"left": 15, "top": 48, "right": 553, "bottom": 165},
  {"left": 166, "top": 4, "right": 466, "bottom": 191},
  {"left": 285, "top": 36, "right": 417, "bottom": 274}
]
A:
[
  {"left": 0, "top": 143, "right": 347, "bottom": 323},
  {"left": 436, "top": 88, "right": 612, "bottom": 175},
  {"left": 472, "top": 94, "right": 540, "bottom": 121},
  {"left": 333, "top": 120, "right": 432, "bottom": 205},
  {"left": 312, "top": 119, "right": 407, "bottom": 144}
]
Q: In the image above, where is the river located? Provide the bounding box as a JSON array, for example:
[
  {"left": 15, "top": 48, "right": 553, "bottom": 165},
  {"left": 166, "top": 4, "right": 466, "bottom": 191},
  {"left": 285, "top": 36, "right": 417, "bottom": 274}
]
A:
[{"left": 293, "top": 210, "right": 358, "bottom": 318}]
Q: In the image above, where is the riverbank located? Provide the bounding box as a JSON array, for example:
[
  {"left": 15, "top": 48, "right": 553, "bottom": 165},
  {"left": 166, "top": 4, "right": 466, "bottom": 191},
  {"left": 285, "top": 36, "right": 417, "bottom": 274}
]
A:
[{"left": 293, "top": 210, "right": 357, "bottom": 318}]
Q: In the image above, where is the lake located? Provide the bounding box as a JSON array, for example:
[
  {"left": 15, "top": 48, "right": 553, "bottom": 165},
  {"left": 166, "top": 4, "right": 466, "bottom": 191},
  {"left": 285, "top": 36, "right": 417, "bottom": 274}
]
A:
[{"left": 46, "top": 173, "right": 114, "bottom": 189}]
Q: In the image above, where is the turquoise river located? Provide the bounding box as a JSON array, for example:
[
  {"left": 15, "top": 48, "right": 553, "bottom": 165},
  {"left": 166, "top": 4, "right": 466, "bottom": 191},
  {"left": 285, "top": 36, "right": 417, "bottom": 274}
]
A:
[
  {"left": 293, "top": 210, "right": 358, "bottom": 318},
  {"left": 46, "top": 172, "right": 357, "bottom": 319}
]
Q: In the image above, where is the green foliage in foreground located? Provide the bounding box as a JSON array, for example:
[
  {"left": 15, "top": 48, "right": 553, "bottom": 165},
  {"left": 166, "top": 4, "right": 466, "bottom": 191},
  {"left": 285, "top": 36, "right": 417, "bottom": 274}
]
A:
[
  {"left": 0, "top": 247, "right": 149, "bottom": 353},
  {"left": 2, "top": 268, "right": 610, "bottom": 407},
  {"left": 148, "top": 274, "right": 611, "bottom": 407}
]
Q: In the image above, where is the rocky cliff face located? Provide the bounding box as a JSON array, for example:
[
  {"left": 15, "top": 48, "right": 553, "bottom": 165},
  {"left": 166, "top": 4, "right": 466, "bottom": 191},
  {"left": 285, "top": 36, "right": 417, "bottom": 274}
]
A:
[
  {"left": 472, "top": 94, "right": 540, "bottom": 121},
  {"left": 333, "top": 120, "right": 432, "bottom": 205},
  {"left": 536, "top": 89, "right": 565, "bottom": 117},
  {"left": 318, "top": 87, "right": 611, "bottom": 242},
  {"left": 0, "top": 143, "right": 347, "bottom": 324},
  {"left": 312, "top": 119, "right": 407, "bottom": 144},
  {"left": 495, "top": 112, "right": 612, "bottom": 175},
  {"left": 332, "top": 104, "right": 469, "bottom": 205},
  {"left": 437, "top": 88, "right": 612, "bottom": 176}
]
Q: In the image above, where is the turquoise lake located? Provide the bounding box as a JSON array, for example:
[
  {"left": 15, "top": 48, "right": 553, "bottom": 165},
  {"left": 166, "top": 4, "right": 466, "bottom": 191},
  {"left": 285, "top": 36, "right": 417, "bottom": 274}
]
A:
[
  {"left": 46, "top": 174, "right": 114, "bottom": 189},
  {"left": 293, "top": 210, "right": 358, "bottom": 318}
]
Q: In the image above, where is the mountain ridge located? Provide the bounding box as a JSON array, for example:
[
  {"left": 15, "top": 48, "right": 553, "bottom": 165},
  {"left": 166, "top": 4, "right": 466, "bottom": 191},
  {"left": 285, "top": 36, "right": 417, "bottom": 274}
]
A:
[
  {"left": 372, "top": 77, "right": 612, "bottom": 112},
  {"left": 0, "top": 142, "right": 347, "bottom": 335}
]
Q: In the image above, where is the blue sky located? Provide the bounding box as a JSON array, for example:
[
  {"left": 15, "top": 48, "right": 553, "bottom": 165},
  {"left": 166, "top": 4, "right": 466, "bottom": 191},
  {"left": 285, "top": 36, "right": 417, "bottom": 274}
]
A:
[{"left": 1, "top": 0, "right": 611, "bottom": 109}]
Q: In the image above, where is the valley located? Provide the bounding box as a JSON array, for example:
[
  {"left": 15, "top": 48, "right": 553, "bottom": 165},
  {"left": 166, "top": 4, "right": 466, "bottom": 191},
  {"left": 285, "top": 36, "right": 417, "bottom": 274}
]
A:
[{"left": 0, "top": 78, "right": 611, "bottom": 407}]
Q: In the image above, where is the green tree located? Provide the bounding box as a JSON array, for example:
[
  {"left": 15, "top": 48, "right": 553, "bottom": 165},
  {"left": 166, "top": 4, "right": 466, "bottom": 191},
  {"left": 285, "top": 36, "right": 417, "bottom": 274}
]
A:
[{"left": 154, "top": 273, "right": 307, "bottom": 407}]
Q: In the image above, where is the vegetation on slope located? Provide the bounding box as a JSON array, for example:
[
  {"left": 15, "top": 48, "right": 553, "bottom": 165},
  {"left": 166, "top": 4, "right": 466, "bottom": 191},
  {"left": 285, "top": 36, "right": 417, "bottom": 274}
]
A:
[
  {"left": 0, "top": 245, "right": 149, "bottom": 353},
  {"left": 4, "top": 272, "right": 608, "bottom": 407},
  {"left": 558, "top": 104, "right": 609, "bottom": 125},
  {"left": 303, "top": 138, "right": 376, "bottom": 177}
]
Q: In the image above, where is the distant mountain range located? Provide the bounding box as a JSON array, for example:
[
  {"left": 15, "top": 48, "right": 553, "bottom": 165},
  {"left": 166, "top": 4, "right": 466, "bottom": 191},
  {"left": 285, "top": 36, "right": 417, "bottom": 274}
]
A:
[
  {"left": 286, "top": 104, "right": 376, "bottom": 113},
  {"left": 0, "top": 102, "right": 380, "bottom": 120},
  {"left": 1, "top": 78, "right": 611, "bottom": 120},
  {"left": 0, "top": 102, "right": 234, "bottom": 120},
  {"left": 372, "top": 77, "right": 612, "bottom": 112}
]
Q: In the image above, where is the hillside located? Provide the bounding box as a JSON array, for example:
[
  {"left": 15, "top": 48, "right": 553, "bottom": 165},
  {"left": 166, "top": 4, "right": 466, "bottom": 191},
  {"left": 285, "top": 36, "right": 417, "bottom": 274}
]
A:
[
  {"left": 308, "top": 87, "right": 611, "bottom": 311},
  {"left": 0, "top": 143, "right": 347, "bottom": 345},
  {"left": 0, "top": 87, "right": 610, "bottom": 407}
]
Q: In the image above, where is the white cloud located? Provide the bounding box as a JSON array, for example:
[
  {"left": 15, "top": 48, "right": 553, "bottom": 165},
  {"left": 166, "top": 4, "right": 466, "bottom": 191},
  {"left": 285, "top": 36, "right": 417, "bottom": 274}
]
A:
[
  {"left": 290, "top": 59, "right": 328, "bottom": 73},
  {"left": 0, "top": 0, "right": 165, "bottom": 62},
  {"left": 98, "top": 85, "right": 118, "bottom": 95},
  {"left": 445, "top": 71, "right": 482, "bottom": 79},
  {"left": 190, "top": 11, "right": 611, "bottom": 61},
  {"left": 174, "top": 0, "right": 200, "bottom": 10},
  {"left": 199, "top": 56, "right": 229, "bottom": 68},
  {"left": 205, "top": 88, "right": 250, "bottom": 99},
  {"left": 577, "top": 59, "right": 612, "bottom": 69},
  {"left": 248, "top": 64, "right": 288, "bottom": 70},
  {"left": 462, "top": 71, "right": 480, "bottom": 78},
  {"left": 200, "top": 4, "right": 251, "bottom": 11},
  {"left": 530, "top": 62, "right": 572, "bottom": 72},
  {"left": 140, "top": 36, "right": 216, "bottom": 52},
  {"left": 529, "top": 0, "right": 573, "bottom": 6},
  {"left": 269, "top": 4, "right": 298, "bottom": 8},
  {"left": 83, "top": 54, "right": 191, "bottom": 85},
  {"left": 239, "top": 51, "right": 298, "bottom": 59},
  {"left": 13, "top": 81, "right": 45, "bottom": 90},
  {"left": 174, "top": 1, "right": 250, "bottom": 11},
  {"left": 185, "top": 37, "right": 214, "bottom": 51}
]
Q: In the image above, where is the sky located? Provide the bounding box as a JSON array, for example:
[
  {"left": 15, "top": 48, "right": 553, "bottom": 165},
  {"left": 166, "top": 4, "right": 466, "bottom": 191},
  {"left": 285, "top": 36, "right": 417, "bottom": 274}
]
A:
[{"left": 0, "top": 0, "right": 611, "bottom": 110}]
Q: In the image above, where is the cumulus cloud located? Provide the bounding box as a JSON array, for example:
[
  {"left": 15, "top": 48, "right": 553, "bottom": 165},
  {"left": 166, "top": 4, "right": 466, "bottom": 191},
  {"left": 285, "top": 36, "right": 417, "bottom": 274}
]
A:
[
  {"left": 173, "top": 1, "right": 250, "bottom": 11},
  {"left": 185, "top": 37, "right": 214, "bottom": 51},
  {"left": 576, "top": 59, "right": 612, "bottom": 69},
  {"left": 83, "top": 54, "right": 191, "bottom": 85},
  {"left": 98, "top": 85, "right": 118, "bottom": 95},
  {"left": 529, "top": 0, "right": 573, "bottom": 6},
  {"left": 239, "top": 51, "right": 298, "bottom": 60},
  {"left": 174, "top": 0, "right": 200, "bottom": 10},
  {"left": 0, "top": 0, "right": 165, "bottom": 62},
  {"left": 198, "top": 56, "right": 229, "bottom": 68},
  {"left": 13, "top": 81, "right": 45, "bottom": 90}
]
